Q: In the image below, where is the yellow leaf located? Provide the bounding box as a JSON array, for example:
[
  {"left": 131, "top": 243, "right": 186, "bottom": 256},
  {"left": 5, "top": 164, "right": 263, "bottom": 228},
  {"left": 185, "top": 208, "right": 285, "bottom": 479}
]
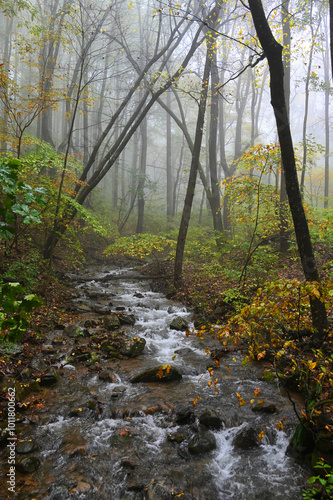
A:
[
  {"left": 258, "top": 431, "right": 265, "bottom": 443},
  {"left": 236, "top": 393, "right": 246, "bottom": 406}
]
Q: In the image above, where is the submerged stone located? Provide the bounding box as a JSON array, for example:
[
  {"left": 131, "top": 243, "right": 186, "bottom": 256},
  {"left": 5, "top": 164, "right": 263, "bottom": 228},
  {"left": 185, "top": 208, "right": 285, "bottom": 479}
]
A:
[
  {"left": 130, "top": 365, "right": 182, "bottom": 383},
  {"left": 175, "top": 406, "right": 195, "bottom": 425},
  {"left": 251, "top": 401, "right": 277, "bottom": 414},
  {"left": 188, "top": 431, "right": 217, "bottom": 455},
  {"left": 16, "top": 455, "right": 41, "bottom": 473},
  {"left": 16, "top": 440, "right": 37, "bottom": 454}
]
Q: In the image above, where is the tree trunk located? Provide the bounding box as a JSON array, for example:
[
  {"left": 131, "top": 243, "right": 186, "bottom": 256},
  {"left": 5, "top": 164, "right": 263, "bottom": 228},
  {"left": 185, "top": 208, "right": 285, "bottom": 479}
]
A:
[
  {"left": 166, "top": 90, "right": 173, "bottom": 219},
  {"left": 248, "top": 0, "right": 328, "bottom": 337},
  {"left": 136, "top": 117, "right": 147, "bottom": 234},
  {"left": 279, "top": 0, "right": 290, "bottom": 254},
  {"left": 174, "top": 2, "right": 220, "bottom": 287},
  {"left": 208, "top": 45, "right": 224, "bottom": 245}
]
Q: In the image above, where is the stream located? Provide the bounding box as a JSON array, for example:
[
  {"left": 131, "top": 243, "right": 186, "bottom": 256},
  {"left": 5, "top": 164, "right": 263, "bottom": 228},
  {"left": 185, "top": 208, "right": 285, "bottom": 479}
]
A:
[{"left": 2, "top": 266, "right": 309, "bottom": 499}]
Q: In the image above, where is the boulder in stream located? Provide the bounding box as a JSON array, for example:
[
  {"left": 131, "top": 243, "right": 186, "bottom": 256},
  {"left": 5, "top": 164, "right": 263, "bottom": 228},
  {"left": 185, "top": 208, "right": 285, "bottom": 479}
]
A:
[
  {"left": 119, "top": 337, "right": 146, "bottom": 357},
  {"left": 130, "top": 365, "right": 182, "bottom": 383},
  {"left": 40, "top": 368, "right": 59, "bottom": 386},
  {"left": 232, "top": 423, "right": 260, "bottom": 450},
  {"left": 198, "top": 409, "right": 224, "bottom": 430},
  {"left": 170, "top": 317, "right": 189, "bottom": 331},
  {"left": 103, "top": 314, "right": 121, "bottom": 330},
  {"left": 118, "top": 312, "right": 136, "bottom": 326},
  {"left": 188, "top": 431, "right": 217, "bottom": 455}
]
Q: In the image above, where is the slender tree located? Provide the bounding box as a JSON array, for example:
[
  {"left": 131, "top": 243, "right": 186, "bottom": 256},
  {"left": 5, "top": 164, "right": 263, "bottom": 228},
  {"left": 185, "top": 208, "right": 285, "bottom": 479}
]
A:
[
  {"left": 248, "top": 0, "right": 328, "bottom": 336},
  {"left": 174, "top": 0, "right": 223, "bottom": 287}
]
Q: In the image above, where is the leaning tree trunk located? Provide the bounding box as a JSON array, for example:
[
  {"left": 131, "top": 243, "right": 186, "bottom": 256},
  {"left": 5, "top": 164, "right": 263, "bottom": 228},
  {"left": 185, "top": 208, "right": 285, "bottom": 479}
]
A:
[{"left": 248, "top": 0, "right": 328, "bottom": 337}]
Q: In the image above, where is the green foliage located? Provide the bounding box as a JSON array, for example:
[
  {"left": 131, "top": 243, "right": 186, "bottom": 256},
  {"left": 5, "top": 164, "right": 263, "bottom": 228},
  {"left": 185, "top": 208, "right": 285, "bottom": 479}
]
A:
[
  {"left": 302, "top": 461, "right": 333, "bottom": 500},
  {"left": 0, "top": 280, "right": 41, "bottom": 342},
  {"left": 0, "top": 159, "right": 46, "bottom": 241},
  {"left": 104, "top": 233, "right": 175, "bottom": 261},
  {"left": 5, "top": 249, "right": 42, "bottom": 292}
]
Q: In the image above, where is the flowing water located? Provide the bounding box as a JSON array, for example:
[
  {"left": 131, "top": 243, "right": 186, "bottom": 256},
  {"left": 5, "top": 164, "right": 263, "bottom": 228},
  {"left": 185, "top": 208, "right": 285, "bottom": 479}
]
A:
[{"left": 2, "top": 267, "right": 309, "bottom": 499}]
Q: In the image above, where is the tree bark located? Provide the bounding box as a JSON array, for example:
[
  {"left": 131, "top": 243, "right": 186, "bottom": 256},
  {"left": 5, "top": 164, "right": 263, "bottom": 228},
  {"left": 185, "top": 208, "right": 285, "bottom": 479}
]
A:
[
  {"left": 174, "top": 0, "right": 223, "bottom": 287},
  {"left": 208, "top": 44, "right": 224, "bottom": 244},
  {"left": 248, "top": 0, "right": 328, "bottom": 336}
]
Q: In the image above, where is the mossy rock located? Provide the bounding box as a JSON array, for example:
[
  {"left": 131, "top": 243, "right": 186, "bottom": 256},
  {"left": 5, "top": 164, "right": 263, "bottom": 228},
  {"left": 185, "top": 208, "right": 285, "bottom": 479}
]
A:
[
  {"left": 261, "top": 370, "right": 276, "bottom": 383},
  {"left": 16, "top": 383, "right": 32, "bottom": 401},
  {"left": 119, "top": 337, "right": 146, "bottom": 358},
  {"left": 103, "top": 314, "right": 121, "bottom": 330},
  {"left": 287, "top": 424, "right": 315, "bottom": 462},
  {"left": 170, "top": 317, "right": 189, "bottom": 331}
]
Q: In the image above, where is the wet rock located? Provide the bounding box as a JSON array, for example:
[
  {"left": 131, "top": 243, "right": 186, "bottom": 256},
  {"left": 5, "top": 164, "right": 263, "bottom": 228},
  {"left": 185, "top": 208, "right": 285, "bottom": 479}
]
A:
[
  {"left": 64, "top": 323, "right": 82, "bottom": 337},
  {"left": 40, "top": 368, "right": 59, "bottom": 386},
  {"left": 20, "top": 367, "right": 31, "bottom": 380},
  {"left": 16, "top": 440, "right": 37, "bottom": 454},
  {"left": 170, "top": 316, "right": 189, "bottom": 331},
  {"left": 175, "top": 406, "right": 195, "bottom": 425},
  {"left": 146, "top": 481, "right": 175, "bottom": 500},
  {"left": 16, "top": 383, "right": 32, "bottom": 401},
  {"left": 103, "top": 314, "right": 121, "bottom": 330},
  {"left": 130, "top": 365, "right": 182, "bottom": 383},
  {"left": 315, "top": 432, "right": 333, "bottom": 454},
  {"left": 119, "top": 337, "right": 146, "bottom": 357},
  {"left": 93, "top": 305, "right": 112, "bottom": 315},
  {"left": 251, "top": 402, "right": 277, "bottom": 414},
  {"left": 41, "top": 345, "right": 57, "bottom": 355},
  {"left": 167, "top": 431, "right": 187, "bottom": 443},
  {"left": 99, "top": 370, "right": 117, "bottom": 383},
  {"left": 287, "top": 423, "right": 315, "bottom": 461},
  {"left": 0, "top": 428, "right": 11, "bottom": 447},
  {"left": 134, "top": 292, "right": 144, "bottom": 299},
  {"left": 28, "top": 379, "right": 41, "bottom": 392},
  {"left": 118, "top": 312, "right": 136, "bottom": 326},
  {"left": 260, "top": 369, "right": 276, "bottom": 383},
  {"left": 127, "top": 482, "right": 145, "bottom": 492},
  {"left": 192, "top": 314, "right": 209, "bottom": 329},
  {"left": 188, "top": 431, "right": 217, "bottom": 455},
  {"left": 121, "top": 458, "right": 137, "bottom": 469},
  {"left": 52, "top": 336, "right": 64, "bottom": 345},
  {"left": 16, "top": 455, "right": 41, "bottom": 473},
  {"left": 233, "top": 424, "right": 259, "bottom": 450},
  {"left": 75, "top": 481, "right": 92, "bottom": 494},
  {"left": 0, "top": 343, "right": 23, "bottom": 356},
  {"left": 50, "top": 486, "right": 71, "bottom": 500},
  {"left": 198, "top": 409, "right": 223, "bottom": 430}
]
